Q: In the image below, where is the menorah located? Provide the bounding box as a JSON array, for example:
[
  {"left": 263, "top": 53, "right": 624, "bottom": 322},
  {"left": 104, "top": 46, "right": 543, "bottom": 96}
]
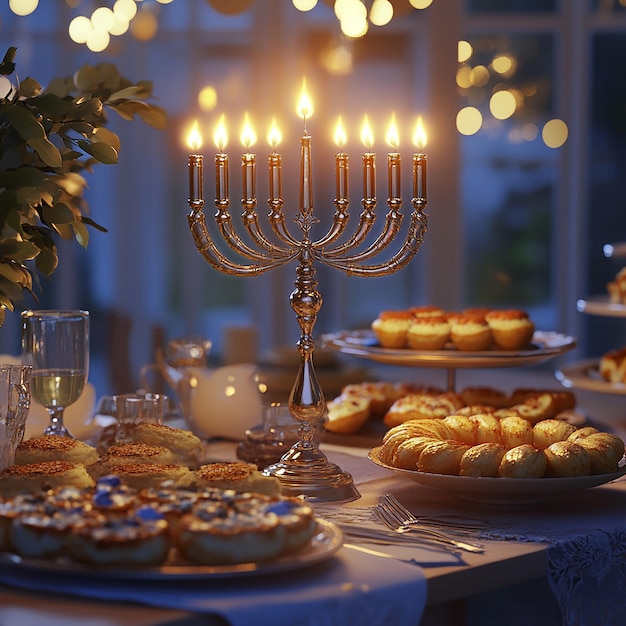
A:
[{"left": 185, "top": 83, "right": 429, "bottom": 502}]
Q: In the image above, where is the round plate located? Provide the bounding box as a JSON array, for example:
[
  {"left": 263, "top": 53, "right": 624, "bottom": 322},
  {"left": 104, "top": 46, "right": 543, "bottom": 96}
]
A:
[
  {"left": 0, "top": 518, "right": 342, "bottom": 580},
  {"left": 368, "top": 447, "right": 626, "bottom": 506},
  {"left": 322, "top": 329, "right": 576, "bottom": 369},
  {"left": 576, "top": 296, "right": 626, "bottom": 318},
  {"left": 556, "top": 359, "right": 626, "bottom": 395}
]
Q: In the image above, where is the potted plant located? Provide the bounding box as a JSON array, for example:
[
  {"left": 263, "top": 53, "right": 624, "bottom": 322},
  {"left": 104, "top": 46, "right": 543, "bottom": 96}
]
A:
[{"left": 0, "top": 46, "right": 166, "bottom": 325}]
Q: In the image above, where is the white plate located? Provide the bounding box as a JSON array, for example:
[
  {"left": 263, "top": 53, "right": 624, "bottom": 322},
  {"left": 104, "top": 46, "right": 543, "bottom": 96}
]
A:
[
  {"left": 576, "top": 296, "right": 626, "bottom": 318},
  {"left": 368, "top": 446, "right": 626, "bottom": 506},
  {"left": 556, "top": 359, "right": 626, "bottom": 395},
  {"left": 322, "top": 329, "right": 576, "bottom": 369},
  {"left": 0, "top": 518, "right": 342, "bottom": 580}
]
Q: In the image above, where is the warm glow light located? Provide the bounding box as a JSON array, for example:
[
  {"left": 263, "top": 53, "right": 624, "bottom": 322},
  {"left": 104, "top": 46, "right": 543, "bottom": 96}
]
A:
[
  {"left": 409, "top": 0, "right": 433, "bottom": 8},
  {"left": 470, "top": 65, "right": 490, "bottom": 87},
  {"left": 370, "top": 0, "right": 393, "bottom": 26},
  {"left": 412, "top": 116, "right": 427, "bottom": 150},
  {"left": 489, "top": 90, "right": 517, "bottom": 120},
  {"left": 9, "top": 0, "right": 39, "bottom": 16},
  {"left": 492, "top": 54, "right": 514, "bottom": 75},
  {"left": 456, "top": 66, "right": 473, "bottom": 89},
  {"left": 86, "top": 28, "right": 110, "bottom": 52},
  {"left": 293, "top": 0, "right": 318, "bottom": 10},
  {"left": 542, "top": 118, "right": 568, "bottom": 149},
  {"left": 92, "top": 7, "right": 115, "bottom": 32},
  {"left": 458, "top": 40, "right": 473, "bottom": 63},
  {"left": 340, "top": 14, "right": 368, "bottom": 38},
  {"left": 114, "top": 0, "right": 138, "bottom": 21},
  {"left": 456, "top": 107, "right": 483, "bottom": 135},
  {"left": 198, "top": 86, "right": 218, "bottom": 112},
  {"left": 213, "top": 114, "right": 228, "bottom": 152},
  {"left": 130, "top": 7, "right": 158, "bottom": 41},
  {"left": 360, "top": 115, "right": 374, "bottom": 149},
  {"left": 297, "top": 78, "right": 314, "bottom": 121},
  {"left": 333, "top": 116, "right": 347, "bottom": 149},
  {"left": 109, "top": 16, "right": 130, "bottom": 36},
  {"left": 385, "top": 113, "right": 399, "bottom": 149},
  {"left": 240, "top": 113, "right": 257, "bottom": 150},
  {"left": 267, "top": 118, "right": 282, "bottom": 149},
  {"left": 186, "top": 121, "right": 203, "bottom": 152},
  {"left": 69, "top": 16, "right": 92, "bottom": 44}
]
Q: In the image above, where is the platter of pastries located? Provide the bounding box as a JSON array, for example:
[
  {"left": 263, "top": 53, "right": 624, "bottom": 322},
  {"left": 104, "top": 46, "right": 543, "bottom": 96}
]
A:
[
  {"left": 322, "top": 329, "right": 575, "bottom": 368},
  {"left": 0, "top": 425, "right": 343, "bottom": 578},
  {"left": 556, "top": 347, "right": 626, "bottom": 395},
  {"left": 369, "top": 446, "right": 626, "bottom": 506},
  {"left": 576, "top": 296, "right": 626, "bottom": 318}
]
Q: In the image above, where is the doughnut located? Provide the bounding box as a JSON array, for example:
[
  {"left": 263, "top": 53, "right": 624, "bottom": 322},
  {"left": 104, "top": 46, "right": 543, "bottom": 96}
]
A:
[
  {"left": 459, "top": 442, "right": 507, "bottom": 477},
  {"left": 498, "top": 444, "right": 547, "bottom": 478},
  {"left": 544, "top": 441, "right": 591, "bottom": 477},
  {"left": 533, "top": 419, "right": 577, "bottom": 450}
]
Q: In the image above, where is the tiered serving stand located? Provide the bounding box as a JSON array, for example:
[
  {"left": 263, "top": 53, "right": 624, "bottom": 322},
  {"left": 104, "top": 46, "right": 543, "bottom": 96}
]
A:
[{"left": 322, "top": 329, "right": 576, "bottom": 392}]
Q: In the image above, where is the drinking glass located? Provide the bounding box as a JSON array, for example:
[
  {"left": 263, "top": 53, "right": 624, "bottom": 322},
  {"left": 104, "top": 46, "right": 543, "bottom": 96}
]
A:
[{"left": 21, "top": 310, "right": 89, "bottom": 438}]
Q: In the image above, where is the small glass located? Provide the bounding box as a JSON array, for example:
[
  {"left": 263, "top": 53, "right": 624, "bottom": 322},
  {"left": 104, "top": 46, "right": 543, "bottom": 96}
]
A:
[
  {"left": 113, "top": 392, "right": 168, "bottom": 444},
  {"left": 0, "top": 364, "right": 32, "bottom": 470},
  {"left": 236, "top": 403, "right": 301, "bottom": 468}
]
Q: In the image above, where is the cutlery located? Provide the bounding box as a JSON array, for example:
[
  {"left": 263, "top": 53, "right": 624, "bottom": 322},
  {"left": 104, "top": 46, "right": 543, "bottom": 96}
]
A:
[{"left": 343, "top": 543, "right": 428, "bottom": 567}]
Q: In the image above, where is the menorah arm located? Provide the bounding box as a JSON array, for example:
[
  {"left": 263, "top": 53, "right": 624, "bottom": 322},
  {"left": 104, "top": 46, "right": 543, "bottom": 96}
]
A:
[
  {"left": 188, "top": 210, "right": 296, "bottom": 275},
  {"left": 312, "top": 201, "right": 351, "bottom": 248},
  {"left": 320, "top": 201, "right": 377, "bottom": 258},
  {"left": 240, "top": 206, "right": 293, "bottom": 258}
]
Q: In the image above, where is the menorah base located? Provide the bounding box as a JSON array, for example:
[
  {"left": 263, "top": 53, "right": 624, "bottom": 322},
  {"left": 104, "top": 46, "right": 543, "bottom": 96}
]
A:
[{"left": 264, "top": 441, "right": 360, "bottom": 503}]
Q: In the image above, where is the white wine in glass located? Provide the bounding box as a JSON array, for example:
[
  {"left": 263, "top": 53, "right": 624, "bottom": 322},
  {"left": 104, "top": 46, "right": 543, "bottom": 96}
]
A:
[{"left": 21, "top": 310, "right": 89, "bottom": 438}]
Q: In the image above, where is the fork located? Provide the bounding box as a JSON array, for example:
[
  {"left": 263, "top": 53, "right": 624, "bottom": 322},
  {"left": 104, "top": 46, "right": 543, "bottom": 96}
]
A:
[
  {"left": 372, "top": 506, "right": 485, "bottom": 554},
  {"left": 379, "top": 494, "right": 488, "bottom": 533}
]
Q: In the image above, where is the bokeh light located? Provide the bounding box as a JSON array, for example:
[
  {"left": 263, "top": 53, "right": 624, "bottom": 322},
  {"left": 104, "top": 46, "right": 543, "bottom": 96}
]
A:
[
  {"left": 542, "top": 118, "right": 568, "bottom": 148},
  {"left": 456, "top": 107, "right": 483, "bottom": 135}
]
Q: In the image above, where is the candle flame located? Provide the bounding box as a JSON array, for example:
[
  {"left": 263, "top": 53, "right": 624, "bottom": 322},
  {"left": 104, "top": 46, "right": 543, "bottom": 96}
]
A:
[
  {"left": 186, "top": 120, "right": 203, "bottom": 152},
  {"left": 360, "top": 115, "right": 374, "bottom": 150},
  {"left": 297, "top": 77, "right": 314, "bottom": 122},
  {"left": 413, "top": 116, "right": 427, "bottom": 150},
  {"left": 240, "top": 112, "right": 257, "bottom": 150},
  {"left": 213, "top": 114, "right": 228, "bottom": 152},
  {"left": 385, "top": 113, "right": 399, "bottom": 150},
  {"left": 333, "top": 116, "right": 347, "bottom": 150},
  {"left": 267, "top": 117, "right": 282, "bottom": 149}
]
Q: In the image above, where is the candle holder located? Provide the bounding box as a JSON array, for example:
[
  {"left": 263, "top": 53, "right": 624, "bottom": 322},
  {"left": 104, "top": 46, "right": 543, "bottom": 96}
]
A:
[{"left": 186, "top": 110, "right": 428, "bottom": 502}]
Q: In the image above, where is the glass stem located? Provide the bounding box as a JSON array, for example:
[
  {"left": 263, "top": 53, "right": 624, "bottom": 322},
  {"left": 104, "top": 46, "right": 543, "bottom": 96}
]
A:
[{"left": 44, "top": 407, "right": 72, "bottom": 437}]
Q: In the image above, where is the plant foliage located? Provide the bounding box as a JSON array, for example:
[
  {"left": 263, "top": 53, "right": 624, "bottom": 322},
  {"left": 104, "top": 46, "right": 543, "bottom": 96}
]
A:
[{"left": 0, "top": 47, "right": 166, "bottom": 325}]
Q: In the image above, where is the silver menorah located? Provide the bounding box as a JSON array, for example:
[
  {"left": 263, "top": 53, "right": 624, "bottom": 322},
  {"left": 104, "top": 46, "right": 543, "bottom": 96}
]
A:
[{"left": 185, "top": 92, "right": 428, "bottom": 502}]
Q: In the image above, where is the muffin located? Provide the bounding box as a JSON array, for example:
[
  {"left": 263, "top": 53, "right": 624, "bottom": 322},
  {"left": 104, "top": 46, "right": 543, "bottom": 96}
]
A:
[
  {"left": 406, "top": 315, "right": 450, "bottom": 350},
  {"left": 449, "top": 313, "right": 493, "bottom": 351},
  {"left": 485, "top": 309, "right": 535, "bottom": 350},
  {"left": 409, "top": 305, "right": 445, "bottom": 318},
  {"left": 371, "top": 310, "right": 413, "bottom": 348}
]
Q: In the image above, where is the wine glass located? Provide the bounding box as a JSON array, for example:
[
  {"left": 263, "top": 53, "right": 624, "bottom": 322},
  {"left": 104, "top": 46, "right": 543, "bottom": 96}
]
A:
[{"left": 21, "top": 310, "right": 89, "bottom": 438}]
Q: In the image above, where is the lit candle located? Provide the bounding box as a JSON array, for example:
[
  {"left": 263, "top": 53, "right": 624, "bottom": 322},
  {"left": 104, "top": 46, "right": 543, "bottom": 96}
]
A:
[
  {"left": 297, "top": 78, "right": 314, "bottom": 214},
  {"left": 412, "top": 115, "right": 428, "bottom": 201},
  {"left": 360, "top": 115, "right": 376, "bottom": 202},
  {"left": 240, "top": 112, "right": 257, "bottom": 204},
  {"left": 385, "top": 113, "right": 401, "bottom": 200},
  {"left": 333, "top": 116, "right": 348, "bottom": 204},
  {"left": 267, "top": 117, "right": 283, "bottom": 204},
  {"left": 186, "top": 121, "right": 203, "bottom": 204},
  {"left": 213, "top": 114, "right": 229, "bottom": 204}
]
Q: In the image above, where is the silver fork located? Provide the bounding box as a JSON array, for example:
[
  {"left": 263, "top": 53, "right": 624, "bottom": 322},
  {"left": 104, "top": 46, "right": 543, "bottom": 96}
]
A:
[
  {"left": 372, "top": 506, "right": 485, "bottom": 554},
  {"left": 379, "top": 494, "right": 488, "bottom": 533}
]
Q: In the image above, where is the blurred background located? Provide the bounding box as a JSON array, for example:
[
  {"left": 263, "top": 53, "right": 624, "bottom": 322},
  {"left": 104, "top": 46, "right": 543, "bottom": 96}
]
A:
[{"left": 1, "top": 0, "right": 625, "bottom": 398}]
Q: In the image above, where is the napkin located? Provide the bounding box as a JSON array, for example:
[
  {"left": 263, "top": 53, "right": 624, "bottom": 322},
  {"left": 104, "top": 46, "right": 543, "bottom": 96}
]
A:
[{"left": 0, "top": 546, "right": 427, "bottom": 626}]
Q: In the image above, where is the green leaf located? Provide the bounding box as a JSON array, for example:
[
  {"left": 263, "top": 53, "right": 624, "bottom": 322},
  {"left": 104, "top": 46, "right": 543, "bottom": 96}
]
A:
[
  {"left": 26, "top": 137, "right": 63, "bottom": 168},
  {"left": 77, "top": 139, "right": 118, "bottom": 164},
  {"left": 81, "top": 215, "right": 108, "bottom": 233},
  {"left": 34, "top": 243, "right": 58, "bottom": 276},
  {"left": 92, "top": 127, "right": 121, "bottom": 152},
  {"left": 1, "top": 103, "right": 45, "bottom": 140},
  {"left": 42, "top": 202, "right": 75, "bottom": 225}
]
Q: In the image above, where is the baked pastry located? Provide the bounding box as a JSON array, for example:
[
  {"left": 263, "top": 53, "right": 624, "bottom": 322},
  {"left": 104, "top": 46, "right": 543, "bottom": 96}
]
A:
[
  {"left": 599, "top": 347, "right": 626, "bottom": 384},
  {"left": 498, "top": 444, "right": 547, "bottom": 478},
  {"left": 459, "top": 386, "right": 509, "bottom": 409},
  {"left": 533, "top": 419, "right": 577, "bottom": 450},
  {"left": 406, "top": 315, "right": 450, "bottom": 350},
  {"left": 132, "top": 422, "right": 204, "bottom": 468},
  {"left": 99, "top": 443, "right": 176, "bottom": 466},
  {"left": 383, "top": 392, "right": 464, "bottom": 427},
  {"left": 88, "top": 462, "right": 193, "bottom": 490},
  {"left": 0, "top": 461, "right": 94, "bottom": 499},
  {"left": 449, "top": 314, "right": 492, "bottom": 351},
  {"left": 409, "top": 305, "right": 445, "bottom": 318},
  {"left": 0, "top": 492, "right": 49, "bottom": 551},
  {"left": 379, "top": 420, "right": 452, "bottom": 464},
  {"left": 392, "top": 436, "right": 438, "bottom": 470},
  {"left": 544, "top": 441, "right": 591, "bottom": 477},
  {"left": 15, "top": 436, "right": 99, "bottom": 467},
  {"left": 442, "top": 414, "right": 478, "bottom": 445},
  {"left": 69, "top": 506, "right": 171, "bottom": 566},
  {"left": 371, "top": 310, "right": 413, "bottom": 348},
  {"left": 326, "top": 393, "right": 371, "bottom": 435},
  {"left": 459, "top": 442, "right": 507, "bottom": 477},
  {"left": 193, "top": 462, "right": 281, "bottom": 496},
  {"left": 607, "top": 267, "right": 626, "bottom": 304},
  {"left": 417, "top": 440, "right": 470, "bottom": 475},
  {"left": 574, "top": 433, "right": 625, "bottom": 474},
  {"left": 469, "top": 413, "right": 501, "bottom": 444},
  {"left": 499, "top": 416, "right": 534, "bottom": 449},
  {"left": 485, "top": 309, "right": 535, "bottom": 350}
]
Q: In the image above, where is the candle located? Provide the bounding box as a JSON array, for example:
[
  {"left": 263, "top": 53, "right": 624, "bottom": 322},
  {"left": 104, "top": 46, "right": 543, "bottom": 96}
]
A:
[
  {"left": 240, "top": 112, "right": 257, "bottom": 204},
  {"left": 186, "top": 121, "right": 203, "bottom": 204},
  {"left": 297, "top": 78, "right": 314, "bottom": 214},
  {"left": 412, "top": 116, "right": 428, "bottom": 201},
  {"left": 213, "top": 114, "right": 229, "bottom": 204},
  {"left": 333, "top": 116, "right": 348, "bottom": 204},
  {"left": 267, "top": 117, "right": 283, "bottom": 204},
  {"left": 360, "top": 115, "right": 376, "bottom": 202},
  {"left": 385, "top": 113, "right": 400, "bottom": 200}
]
